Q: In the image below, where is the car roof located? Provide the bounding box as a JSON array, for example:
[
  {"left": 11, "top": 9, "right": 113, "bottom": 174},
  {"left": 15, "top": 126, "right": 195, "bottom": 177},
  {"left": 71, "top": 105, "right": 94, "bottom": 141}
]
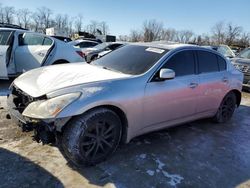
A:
[
  {"left": 0, "top": 27, "right": 27, "bottom": 32},
  {"left": 132, "top": 42, "right": 196, "bottom": 50},
  {"left": 130, "top": 42, "right": 228, "bottom": 58},
  {"left": 69, "top": 39, "right": 99, "bottom": 45}
]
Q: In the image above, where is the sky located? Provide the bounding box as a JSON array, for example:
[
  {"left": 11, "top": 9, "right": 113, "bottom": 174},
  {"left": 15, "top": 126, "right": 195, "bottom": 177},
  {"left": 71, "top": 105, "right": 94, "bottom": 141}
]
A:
[{"left": 1, "top": 0, "right": 250, "bottom": 36}]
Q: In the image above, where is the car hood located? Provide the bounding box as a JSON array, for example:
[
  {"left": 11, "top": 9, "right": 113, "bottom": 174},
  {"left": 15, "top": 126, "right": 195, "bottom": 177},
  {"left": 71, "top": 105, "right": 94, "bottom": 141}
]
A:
[
  {"left": 13, "top": 63, "right": 130, "bottom": 98},
  {"left": 231, "top": 57, "right": 250, "bottom": 64}
]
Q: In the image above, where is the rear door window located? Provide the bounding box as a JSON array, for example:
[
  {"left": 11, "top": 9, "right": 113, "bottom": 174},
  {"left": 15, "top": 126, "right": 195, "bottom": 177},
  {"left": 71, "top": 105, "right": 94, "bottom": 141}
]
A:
[
  {"left": 43, "top": 37, "right": 53, "bottom": 46},
  {"left": 20, "top": 33, "right": 44, "bottom": 45},
  {"left": 163, "top": 50, "right": 196, "bottom": 77},
  {"left": 197, "top": 51, "right": 219, "bottom": 73}
]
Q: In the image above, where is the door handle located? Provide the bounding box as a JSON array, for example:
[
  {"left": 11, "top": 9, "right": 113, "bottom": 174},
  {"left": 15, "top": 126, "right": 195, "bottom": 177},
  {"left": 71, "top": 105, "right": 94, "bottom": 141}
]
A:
[{"left": 189, "top": 83, "right": 198, "bottom": 88}]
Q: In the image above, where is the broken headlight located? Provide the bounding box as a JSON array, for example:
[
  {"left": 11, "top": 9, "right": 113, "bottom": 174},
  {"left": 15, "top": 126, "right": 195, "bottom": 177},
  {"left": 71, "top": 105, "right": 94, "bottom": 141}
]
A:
[{"left": 22, "top": 92, "right": 81, "bottom": 119}]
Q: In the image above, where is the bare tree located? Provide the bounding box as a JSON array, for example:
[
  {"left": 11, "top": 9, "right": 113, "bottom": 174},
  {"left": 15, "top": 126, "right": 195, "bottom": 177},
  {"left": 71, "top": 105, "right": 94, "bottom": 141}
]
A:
[
  {"left": 84, "top": 20, "right": 99, "bottom": 34},
  {"left": 142, "top": 19, "right": 163, "bottom": 42},
  {"left": 211, "top": 21, "right": 226, "bottom": 45},
  {"left": 130, "top": 30, "right": 142, "bottom": 42},
  {"left": 118, "top": 35, "right": 129, "bottom": 41},
  {"left": 31, "top": 12, "right": 42, "bottom": 32},
  {"left": 0, "top": 4, "right": 4, "bottom": 23},
  {"left": 225, "top": 23, "right": 242, "bottom": 45},
  {"left": 176, "top": 30, "right": 194, "bottom": 43},
  {"left": 17, "top": 9, "right": 31, "bottom": 28},
  {"left": 4, "top": 6, "right": 15, "bottom": 24},
  {"left": 238, "top": 32, "right": 250, "bottom": 47},
  {"left": 99, "top": 21, "right": 109, "bottom": 35},
  {"left": 36, "top": 7, "right": 53, "bottom": 32},
  {"left": 55, "top": 14, "right": 63, "bottom": 30},
  {"left": 75, "top": 14, "right": 83, "bottom": 32},
  {"left": 160, "top": 28, "right": 177, "bottom": 41}
]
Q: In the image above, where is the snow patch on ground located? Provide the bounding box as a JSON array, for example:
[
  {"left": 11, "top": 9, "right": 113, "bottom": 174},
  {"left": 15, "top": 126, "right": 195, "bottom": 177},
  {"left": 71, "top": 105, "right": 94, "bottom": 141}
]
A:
[
  {"left": 162, "top": 170, "right": 184, "bottom": 186},
  {"left": 146, "top": 170, "right": 155, "bottom": 176},
  {"left": 155, "top": 158, "right": 165, "bottom": 170},
  {"left": 139, "top": 154, "right": 147, "bottom": 159}
]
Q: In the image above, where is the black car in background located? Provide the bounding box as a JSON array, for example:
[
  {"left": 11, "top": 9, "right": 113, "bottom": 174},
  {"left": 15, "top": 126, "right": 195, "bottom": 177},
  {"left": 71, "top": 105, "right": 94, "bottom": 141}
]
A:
[
  {"left": 83, "top": 42, "right": 125, "bottom": 63},
  {"left": 231, "top": 48, "right": 250, "bottom": 90}
]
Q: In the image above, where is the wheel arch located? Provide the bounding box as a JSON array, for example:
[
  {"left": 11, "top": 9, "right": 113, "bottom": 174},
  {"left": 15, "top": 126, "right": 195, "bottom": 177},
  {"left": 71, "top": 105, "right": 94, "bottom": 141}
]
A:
[
  {"left": 52, "top": 59, "right": 70, "bottom": 65},
  {"left": 229, "top": 89, "right": 241, "bottom": 107},
  {"left": 61, "top": 104, "right": 129, "bottom": 144}
]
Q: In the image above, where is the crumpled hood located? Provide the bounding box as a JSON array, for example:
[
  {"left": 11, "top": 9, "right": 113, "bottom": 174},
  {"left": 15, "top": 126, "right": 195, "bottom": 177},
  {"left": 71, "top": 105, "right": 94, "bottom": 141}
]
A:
[{"left": 14, "top": 63, "right": 130, "bottom": 98}]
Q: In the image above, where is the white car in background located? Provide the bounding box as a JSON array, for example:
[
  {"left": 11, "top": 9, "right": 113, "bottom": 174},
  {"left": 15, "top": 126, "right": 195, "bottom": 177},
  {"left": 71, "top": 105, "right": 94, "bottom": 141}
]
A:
[
  {"left": 68, "top": 39, "right": 100, "bottom": 51},
  {"left": 0, "top": 26, "right": 85, "bottom": 80}
]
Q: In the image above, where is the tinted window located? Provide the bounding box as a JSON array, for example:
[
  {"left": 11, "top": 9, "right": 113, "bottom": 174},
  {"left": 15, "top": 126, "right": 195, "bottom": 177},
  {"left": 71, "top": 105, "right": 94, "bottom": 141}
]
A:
[
  {"left": 108, "top": 44, "right": 122, "bottom": 50},
  {"left": 21, "top": 34, "right": 44, "bottom": 45},
  {"left": 78, "top": 42, "right": 97, "bottom": 48},
  {"left": 217, "top": 56, "right": 227, "bottom": 71},
  {"left": 92, "top": 45, "right": 168, "bottom": 75},
  {"left": 163, "top": 50, "right": 195, "bottom": 76},
  {"left": 43, "top": 37, "right": 53, "bottom": 46},
  {"left": 197, "top": 51, "right": 219, "bottom": 73},
  {"left": 0, "top": 31, "right": 12, "bottom": 45}
]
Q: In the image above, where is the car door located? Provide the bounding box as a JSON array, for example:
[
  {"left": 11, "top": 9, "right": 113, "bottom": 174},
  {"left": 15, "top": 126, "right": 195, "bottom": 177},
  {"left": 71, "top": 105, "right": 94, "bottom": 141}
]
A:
[
  {"left": 196, "top": 50, "right": 230, "bottom": 113},
  {"left": 0, "top": 30, "right": 14, "bottom": 79},
  {"left": 14, "top": 33, "right": 54, "bottom": 73},
  {"left": 143, "top": 50, "right": 199, "bottom": 129}
]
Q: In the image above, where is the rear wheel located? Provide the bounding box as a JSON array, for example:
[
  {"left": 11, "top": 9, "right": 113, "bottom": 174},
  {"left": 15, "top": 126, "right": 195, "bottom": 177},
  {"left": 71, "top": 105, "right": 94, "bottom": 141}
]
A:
[
  {"left": 62, "top": 108, "right": 122, "bottom": 166},
  {"left": 213, "top": 92, "right": 236, "bottom": 123}
]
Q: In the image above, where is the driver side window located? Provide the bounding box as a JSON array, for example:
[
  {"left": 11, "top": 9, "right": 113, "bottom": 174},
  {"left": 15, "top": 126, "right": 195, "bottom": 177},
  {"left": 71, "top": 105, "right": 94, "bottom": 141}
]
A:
[{"left": 162, "top": 50, "right": 196, "bottom": 77}]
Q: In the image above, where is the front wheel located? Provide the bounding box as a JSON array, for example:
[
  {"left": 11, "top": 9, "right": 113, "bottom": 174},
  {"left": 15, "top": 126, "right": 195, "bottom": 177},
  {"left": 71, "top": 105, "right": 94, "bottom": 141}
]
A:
[
  {"left": 62, "top": 108, "right": 122, "bottom": 166},
  {"left": 213, "top": 92, "right": 237, "bottom": 123}
]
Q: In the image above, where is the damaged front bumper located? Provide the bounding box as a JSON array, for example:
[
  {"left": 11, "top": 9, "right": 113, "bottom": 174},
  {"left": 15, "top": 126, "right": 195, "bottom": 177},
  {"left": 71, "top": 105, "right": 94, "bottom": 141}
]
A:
[{"left": 7, "top": 93, "right": 71, "bottom": 144}]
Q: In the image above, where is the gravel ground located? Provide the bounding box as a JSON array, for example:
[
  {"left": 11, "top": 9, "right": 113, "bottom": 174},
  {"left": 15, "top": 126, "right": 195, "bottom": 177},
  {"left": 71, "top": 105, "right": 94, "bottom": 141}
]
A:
[{"left": 0, "top": 80, "right": 250, "bottom": 188}]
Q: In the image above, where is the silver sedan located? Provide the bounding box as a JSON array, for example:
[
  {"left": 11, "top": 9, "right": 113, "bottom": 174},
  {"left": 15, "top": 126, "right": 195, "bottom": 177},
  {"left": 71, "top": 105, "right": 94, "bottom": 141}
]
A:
[{"left": 8, "top": 43, "right": 243, "bottom": 166}]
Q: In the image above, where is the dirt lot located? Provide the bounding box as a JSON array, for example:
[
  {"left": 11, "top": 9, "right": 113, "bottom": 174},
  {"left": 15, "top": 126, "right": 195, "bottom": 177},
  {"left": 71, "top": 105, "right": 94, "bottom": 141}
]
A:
[{"left": 0, "top": 80, "right": 250, "bottom": 188}]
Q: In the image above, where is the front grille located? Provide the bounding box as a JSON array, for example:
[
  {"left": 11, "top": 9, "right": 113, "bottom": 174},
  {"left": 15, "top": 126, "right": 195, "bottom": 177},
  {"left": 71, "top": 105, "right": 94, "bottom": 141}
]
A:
[
  {"left": 234, "top": 64, "right": 250, "bottom": 74},
  {"left": 11, "top": 86, "right": 34, "bottom": 113}
]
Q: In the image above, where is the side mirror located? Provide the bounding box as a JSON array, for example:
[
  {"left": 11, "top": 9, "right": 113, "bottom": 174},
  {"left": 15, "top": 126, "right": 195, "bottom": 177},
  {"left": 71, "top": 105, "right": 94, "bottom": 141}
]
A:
[{"left": 159, "top": 68, "right": 175, "bottom": 80}]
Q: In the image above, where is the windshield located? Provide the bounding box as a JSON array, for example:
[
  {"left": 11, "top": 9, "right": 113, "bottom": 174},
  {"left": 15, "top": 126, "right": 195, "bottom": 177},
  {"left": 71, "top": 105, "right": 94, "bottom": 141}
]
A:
[
  {"left": 238, "top": 48, "right": 250, "bottom": 59},
  {"left": 91, "top": 45, "right": 168, "bottom": 75}
]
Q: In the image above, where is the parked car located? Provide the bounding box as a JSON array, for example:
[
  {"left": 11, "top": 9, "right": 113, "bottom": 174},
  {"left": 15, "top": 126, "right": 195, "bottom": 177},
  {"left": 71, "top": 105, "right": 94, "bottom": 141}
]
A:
[
  {"left": 50, "top": 35, "right": 72, "bottom": 42},
  {"left": 68, "top": 39, "right": 100, "bottom": 51},
  {"left": 83, "top": 42, "right": 125, "bottom": 62},
  {"left": 231, "top": 47, "right": 250, "bottom": 89},
  {"left": 7, "top": 43, "right": 243, "bottom": 166},
  {"left": 97, "top": 43, "right": 127, "bottom": 59},
  {"left": 203, "top": 45, "right": 236, "bottom": 59},
  {"left": 0, "top": 27, "right": 85, "bottom": 80}
]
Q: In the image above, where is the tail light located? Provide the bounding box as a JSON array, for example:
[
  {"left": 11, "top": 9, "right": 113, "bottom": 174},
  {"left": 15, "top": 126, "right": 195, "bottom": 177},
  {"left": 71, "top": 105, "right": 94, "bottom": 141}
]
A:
[{"left": 76, "top": 51, "right": 85, "bottom": 58}]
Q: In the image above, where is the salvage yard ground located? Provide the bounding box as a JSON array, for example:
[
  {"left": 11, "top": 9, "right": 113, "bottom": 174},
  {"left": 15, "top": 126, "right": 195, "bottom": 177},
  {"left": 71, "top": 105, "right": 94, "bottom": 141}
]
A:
[{"left": 0, "top": 80, "right": 250, "bottom": 188}]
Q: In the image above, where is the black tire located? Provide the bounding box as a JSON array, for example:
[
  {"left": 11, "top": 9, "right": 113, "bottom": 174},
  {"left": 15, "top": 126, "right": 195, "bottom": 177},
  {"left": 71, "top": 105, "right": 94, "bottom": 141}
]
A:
[
  {"left": 61, "top": 108, "right": 122, "bottom": 166},
  {"left": 90, "top": 55, "right": 98, "bottom": 62},
  {"left": 213, "top": 92, "right": 237, "bottom": 123}
]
